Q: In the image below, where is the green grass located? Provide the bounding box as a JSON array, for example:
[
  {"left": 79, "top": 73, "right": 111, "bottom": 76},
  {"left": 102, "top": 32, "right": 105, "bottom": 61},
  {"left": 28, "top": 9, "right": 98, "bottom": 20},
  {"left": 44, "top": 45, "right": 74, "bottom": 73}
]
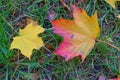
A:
[{"left": 0, "top": 0, "right": 120, "bottom": 80}]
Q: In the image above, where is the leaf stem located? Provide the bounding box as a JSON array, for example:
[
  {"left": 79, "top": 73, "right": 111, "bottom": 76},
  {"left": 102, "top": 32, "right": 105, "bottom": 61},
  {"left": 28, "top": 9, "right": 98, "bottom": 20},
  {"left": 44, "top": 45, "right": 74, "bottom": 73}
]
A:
[{"left": 96, "top": 39, "right": 120, "bottom": 51}]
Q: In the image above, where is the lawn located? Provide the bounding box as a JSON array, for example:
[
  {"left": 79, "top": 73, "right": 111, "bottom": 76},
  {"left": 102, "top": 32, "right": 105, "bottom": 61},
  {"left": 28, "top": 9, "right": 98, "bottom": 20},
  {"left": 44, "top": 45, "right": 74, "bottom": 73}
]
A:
[{"left": 0, "top": 0, "right": 120, "bottom": 80}]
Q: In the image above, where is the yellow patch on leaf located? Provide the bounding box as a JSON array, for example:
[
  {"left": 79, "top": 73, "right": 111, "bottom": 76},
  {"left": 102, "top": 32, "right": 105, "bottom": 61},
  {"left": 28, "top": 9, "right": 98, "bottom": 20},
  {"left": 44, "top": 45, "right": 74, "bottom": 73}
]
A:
[
  {"left": 51, "top": 5, "right": 100, "bottom": 61},
  {"left": 105, "top": 0, "right": 120, "bottom": 9},
  {"left": 10, "top": 20, "right": 45, "bottom": 59}
]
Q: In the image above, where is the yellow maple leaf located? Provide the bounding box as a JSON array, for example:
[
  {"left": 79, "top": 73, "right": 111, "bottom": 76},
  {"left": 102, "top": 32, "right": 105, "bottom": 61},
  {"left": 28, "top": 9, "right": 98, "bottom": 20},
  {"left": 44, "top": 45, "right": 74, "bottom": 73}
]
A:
[
  {"left": 10, "top": 20, "right": 45, "bottom": 59},
  {"left": 51, "top": 5, "right": 100, "bottom": 61},
  {"left": 105, "top": 0, "right": 120, "bottom": 9}
]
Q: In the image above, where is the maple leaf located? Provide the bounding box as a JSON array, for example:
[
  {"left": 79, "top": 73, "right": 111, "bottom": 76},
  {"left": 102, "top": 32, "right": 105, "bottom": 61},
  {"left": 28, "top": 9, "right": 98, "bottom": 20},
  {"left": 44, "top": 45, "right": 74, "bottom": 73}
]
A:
[
  {"left": 51, "top": 5, "right": 100, "bottom": 61},
  {"left": 105, "top": 0, "right": 120, "bottom": 9},
  {"left": 10, "top": 21, "right": 45, "bottom": 59}
]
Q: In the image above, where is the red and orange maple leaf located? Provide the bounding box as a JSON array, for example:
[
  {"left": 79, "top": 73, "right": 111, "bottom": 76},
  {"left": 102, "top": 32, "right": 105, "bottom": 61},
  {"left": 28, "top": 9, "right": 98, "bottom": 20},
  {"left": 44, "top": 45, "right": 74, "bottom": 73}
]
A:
[{"left": 51, "top": 5, "right": 100, "bottom": 61}]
